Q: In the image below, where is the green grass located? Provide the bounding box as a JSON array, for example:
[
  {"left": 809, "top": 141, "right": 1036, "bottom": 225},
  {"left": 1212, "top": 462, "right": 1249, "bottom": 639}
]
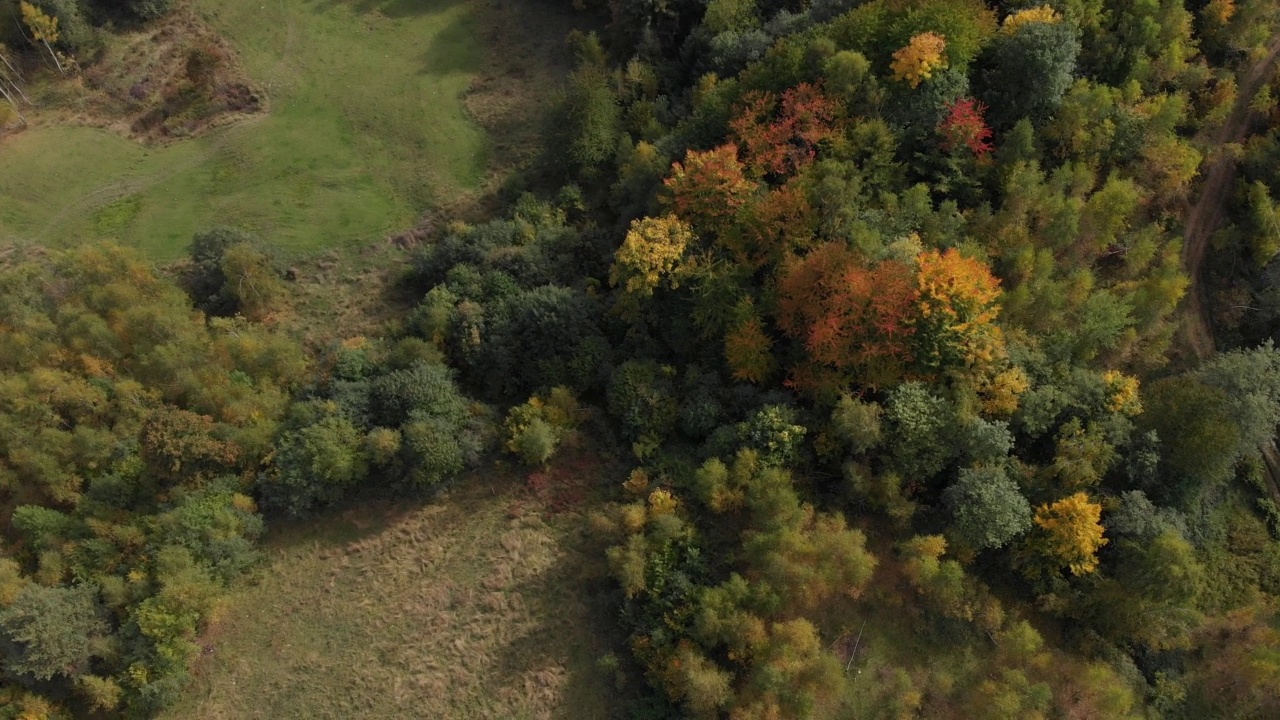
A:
[
  {"left": 0, "top": 0, "right": 491, "bottom": 260},
  {"left": 163, "top": 472, "right": 621, "bottom": 719}
]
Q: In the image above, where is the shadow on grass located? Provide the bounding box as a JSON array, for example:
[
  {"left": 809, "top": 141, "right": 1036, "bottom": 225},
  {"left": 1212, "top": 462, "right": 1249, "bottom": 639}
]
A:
[{"left": 484, "top": 523, "right": 633, "bottom": 718}]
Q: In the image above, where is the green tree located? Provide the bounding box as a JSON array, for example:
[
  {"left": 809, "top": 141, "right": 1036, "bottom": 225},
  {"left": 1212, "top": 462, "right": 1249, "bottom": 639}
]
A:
[
  {"left": 943, "top": 466, "right": 1033, "bottom": 550},
  {"left": 0, "top": 584, "right": 107, "bottom": 683},
  {"left": 977, "top": 19, "right": 1080, "bottom": 129}
]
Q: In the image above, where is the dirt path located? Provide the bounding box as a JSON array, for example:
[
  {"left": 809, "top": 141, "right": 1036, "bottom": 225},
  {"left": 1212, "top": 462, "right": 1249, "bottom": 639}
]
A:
[
  {"left": 1182, "top": 35, "right": 1280, "bottom": 503},
  {"left": 1183, "top": 36, "right": 1280, "bottom": 358}
]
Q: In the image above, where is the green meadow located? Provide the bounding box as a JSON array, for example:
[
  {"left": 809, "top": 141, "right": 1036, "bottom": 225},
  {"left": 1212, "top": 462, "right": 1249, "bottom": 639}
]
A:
[{"left": 0, "top": 0, "right": 489, "bottom": 260}]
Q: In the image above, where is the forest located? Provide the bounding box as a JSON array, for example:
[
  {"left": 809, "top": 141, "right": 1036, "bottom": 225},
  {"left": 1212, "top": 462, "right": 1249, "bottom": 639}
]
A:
[{"left": 2, "top": 0, "right": 1280, "bottom": 717}]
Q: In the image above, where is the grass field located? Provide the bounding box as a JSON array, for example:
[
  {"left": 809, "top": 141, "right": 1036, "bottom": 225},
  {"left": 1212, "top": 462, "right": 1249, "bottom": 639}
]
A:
[
  {"left": 0, "top": 0, "right": 511, "bottom": 260},
  {"left": 163, "top": 469, "right": 622, "bottom": 719}
]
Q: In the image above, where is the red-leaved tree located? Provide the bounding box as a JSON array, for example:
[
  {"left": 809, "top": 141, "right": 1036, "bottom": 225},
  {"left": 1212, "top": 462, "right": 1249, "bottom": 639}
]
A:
[
  {"left": 938, "top": 97, "right": 994, "bottom": 157},
  {"left": 730, "top": 83, "right": 840, "bottom": 178},
  {"left": 777, "top": 243, "right": 918, "bottom": 389},
  {"left": 663, "top": 144, "right": 758, "bottom": 237}
]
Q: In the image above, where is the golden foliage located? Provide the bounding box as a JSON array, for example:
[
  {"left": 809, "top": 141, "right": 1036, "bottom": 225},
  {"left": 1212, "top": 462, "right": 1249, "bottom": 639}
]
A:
[
  {"left": 19, "top": 2, "right": 57, "bottom": 45},
  {"left": 891, "top": 32, "right": 947, "bottom": 88},
  {"left": 914, "top": 248, "right": 1005, "bottom": 373},
  {"left": 1203, "top": 0, "right": 1236, "bottom": 25},
  {"left": 610, "top": 214, "right": 695, "bottom": 297},
  {"left": 1103, "top": 370, "right": 1142, "bottom": 415},
  {"left": 1002, "top": 5, "right": 1060, "bottom": 34},
  {"left": 1033, "top": 492, "right": 1108, "bottom": 576},
  {"left": 623, "top": 468, "right": 651, "bottom": 497},
  {"left": 980, "top": 366, "right": 1030, "bottom": 416},
  {"left": 648, "top": 488, "right": 679, "bottom": 517}
]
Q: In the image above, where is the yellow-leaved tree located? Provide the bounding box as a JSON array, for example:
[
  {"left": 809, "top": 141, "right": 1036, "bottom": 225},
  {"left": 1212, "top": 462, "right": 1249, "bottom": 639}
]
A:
[
  {"left": 1032, "top": 492, "right": 1108, "bottom": 576},
  {"left": 891, "top": 32, "right": 947, "bottom": 88},
  {"left": 610, "top": 214, "right": 695, "bottom": 299},
  {"left": 1002, "top": 5, "right": 1060, "bottom": 34},
  {"left": 19, "top": 1, "right": 64, "bottom": 75}
]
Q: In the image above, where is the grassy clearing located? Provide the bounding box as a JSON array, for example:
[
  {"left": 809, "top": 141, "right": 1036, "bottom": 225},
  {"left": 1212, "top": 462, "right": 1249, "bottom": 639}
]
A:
[
  {"left": 0, "top": 0, "right": 554, "bottom": 260},
  {"left": 164, "top": 469, "right": 622, "bottom": 719}
]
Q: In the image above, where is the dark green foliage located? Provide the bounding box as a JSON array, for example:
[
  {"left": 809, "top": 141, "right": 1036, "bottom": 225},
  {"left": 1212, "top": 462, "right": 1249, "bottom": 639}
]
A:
[
  {"left": 885, "top": 382, "right": 955, "bottom": 482},
  {"left": 183, "top": 227, "right": 282, "bottom": 318},
  {"left": 607, "top": 360, "right": 679, "bottom": 452},
  {"left": 0, "top": 584, "right": 108, "bottom": 683},
  {"left": 258, "top": 412, "right": 368, "bottom": 517},
  {"left": 707, "top": 29, "right": 772, "bottom": 76},
  {"left": 829, "top": 394, "right": 883, "bottom": 455},
  {"left": 152, "top": 480, "right": 264, "bottom": 582},
  {"left": 399, "top": 413, "right": 467, "bottom": 488},
  {"left": 737, "top": 404, "right": 806, "bottom": 467},
  {"left": 942, "top": 466, "right": 1032, "bottom": 550},
  {"left": 186, "top": 227, "right": 256, "bottom": 312},
  {"left": 560, "top": 62, "right": 622, "bottom": 176},
  {"left": 370, "top": 361, "right": 468, "bottom": 427},
  {"left": 31, "top": 0, "right": 92, "bottom": 49},
  {"left": 977, "top": 21, "right": 1080, "bottom": 129}
]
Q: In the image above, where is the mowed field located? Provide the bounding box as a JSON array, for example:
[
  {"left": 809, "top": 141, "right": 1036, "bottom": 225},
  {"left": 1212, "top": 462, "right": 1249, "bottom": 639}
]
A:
[
  {"left": 0, "top": 0, "right": 494, "bottom": 260},
  {"left": 163, "top": 470, "right": 622, "bottom": 719}
]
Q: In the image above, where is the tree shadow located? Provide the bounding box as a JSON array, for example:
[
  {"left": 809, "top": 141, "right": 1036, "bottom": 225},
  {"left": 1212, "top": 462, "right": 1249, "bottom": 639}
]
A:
[{"left": 484, "top": 539, "right": 634, "bottom": 718}]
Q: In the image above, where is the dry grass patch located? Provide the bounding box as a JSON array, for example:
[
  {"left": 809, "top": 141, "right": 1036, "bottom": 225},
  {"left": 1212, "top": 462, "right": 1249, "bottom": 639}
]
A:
[
  {"left": 12, "top": 5, "right": 263, "bottom": 140},
  {"left": 165, "top": 470, "right": 622, "bottom": 719}
]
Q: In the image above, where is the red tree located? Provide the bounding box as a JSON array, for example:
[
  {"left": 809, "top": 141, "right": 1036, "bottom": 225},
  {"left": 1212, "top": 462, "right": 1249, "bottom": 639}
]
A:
[
  {"left": 662, "top": 144, "right": 758, "bottom": 236},
  {"left": 938, "top": 97, "right": 994, "bottom": 157},
  {"left": 777, "top": 243, "right": 918, "bottom": 387},
  {"left": 730, "top": 83, "right": 840, "bottom": 177}
]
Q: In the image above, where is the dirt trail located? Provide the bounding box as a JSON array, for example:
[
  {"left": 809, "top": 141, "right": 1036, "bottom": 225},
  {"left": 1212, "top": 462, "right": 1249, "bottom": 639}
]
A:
[{"left": 1182, "top": 35, "right": 1280, "bottom": 503}]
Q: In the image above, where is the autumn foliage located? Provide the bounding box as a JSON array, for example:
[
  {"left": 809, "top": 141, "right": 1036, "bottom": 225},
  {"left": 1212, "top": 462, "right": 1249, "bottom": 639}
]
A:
[
  {"left": 1032, "top": 492, "right": 1108, "bottom": 576},
  {"left": 729, "top": 83, "right": 840, "bottom": 177},
  {"left": 725, "top": 306, "right": 776, "bottom": 383},
  {"left": 777, "top": 243, "right": 918, "bottom": 385},
  {"left": 938, "top": 98, "right": 994, "bottom": 157},
  {"left": 723, "top": 182, "right": 816, "bottom": 269},
  {"left": 663, "top": 144, "right": 758, "bottom": 236},
  {"left": 913, "top": 248, "right": 1004, "bottom": 372},
  {"left": 891, "top": 32, "right": 947, "bottom": 88},
  {"left": 610, "top": 214, "right": 695, "bottom": 297}
]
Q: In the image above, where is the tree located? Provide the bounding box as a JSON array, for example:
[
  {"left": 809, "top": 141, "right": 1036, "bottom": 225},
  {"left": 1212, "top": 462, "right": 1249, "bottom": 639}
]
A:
[
  {"left": 729, "top": 83, "right": 840, "bottom": 177},
  {"left": 724, "top": 302, "right": 776, "bottom": 383},
  {"left": 885, "top": 382, "right": 955, "bottom": 481},
  {"left": 938, "top": 97, "right": 993, "bottom": 157},
  {"left": 943, "top": 466, "right": 1032, "bottom": 550},
  {"left": 891, "top": 32, "right": 947, "bottom": 88},
  {"left": 777, "top": 243, "right": 918, "bottom": 387},
  {"left": 723, "top": 182, "right": 816, "bottom": 269},
  {"left": 977, "top": 19, "right": 1080, "bottom": 129},
  {"left": 19, "top": 2, "right": 64, "bottom": 76},
  {"left": 663, "top": 144, "right": 758, "bottom": 237},
  {"left": 830, "top": 394, "right": 883, "bottom": 455},
  {"left": 1031, "top": 492, "right": 1107, "bottom": 576},
  {"left": 219, "top": 243, "right": 286, "bottom": 321},
  {"left": 609, "top": 214, "right": 695, "bottom": 298},
  {"left": 559, "top": 60, "right": 620, "bottom": 175},
  {"left": 0, "top": 584, "right": 107, "bottom": 683},
  {"left": 912, "top": 248, "right": 1004, "bottom": 374},
  {"left": 259, "top": 413, "right": 367, "bottom": 517}
]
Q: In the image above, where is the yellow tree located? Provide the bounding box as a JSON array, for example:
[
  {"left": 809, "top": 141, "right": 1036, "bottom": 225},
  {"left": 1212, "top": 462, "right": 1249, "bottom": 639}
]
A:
[
  {"left": 1033, "top": 492, "right": 1108, "bottom": 576},
  {"left": 609, "top": 214, "right": 695, "bottom": 310},
  {"left": 19, "top": 2, "right": 64, "bottom": 76},
  {"left": 891, "top": 32, "right": 947, "bottom": 88},
  {"left": 1001, "top": 5, "right": 1060, "bottom": 34},
  {"left": 913, "top": 248, "right": 1004, "bottom": 374}
]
